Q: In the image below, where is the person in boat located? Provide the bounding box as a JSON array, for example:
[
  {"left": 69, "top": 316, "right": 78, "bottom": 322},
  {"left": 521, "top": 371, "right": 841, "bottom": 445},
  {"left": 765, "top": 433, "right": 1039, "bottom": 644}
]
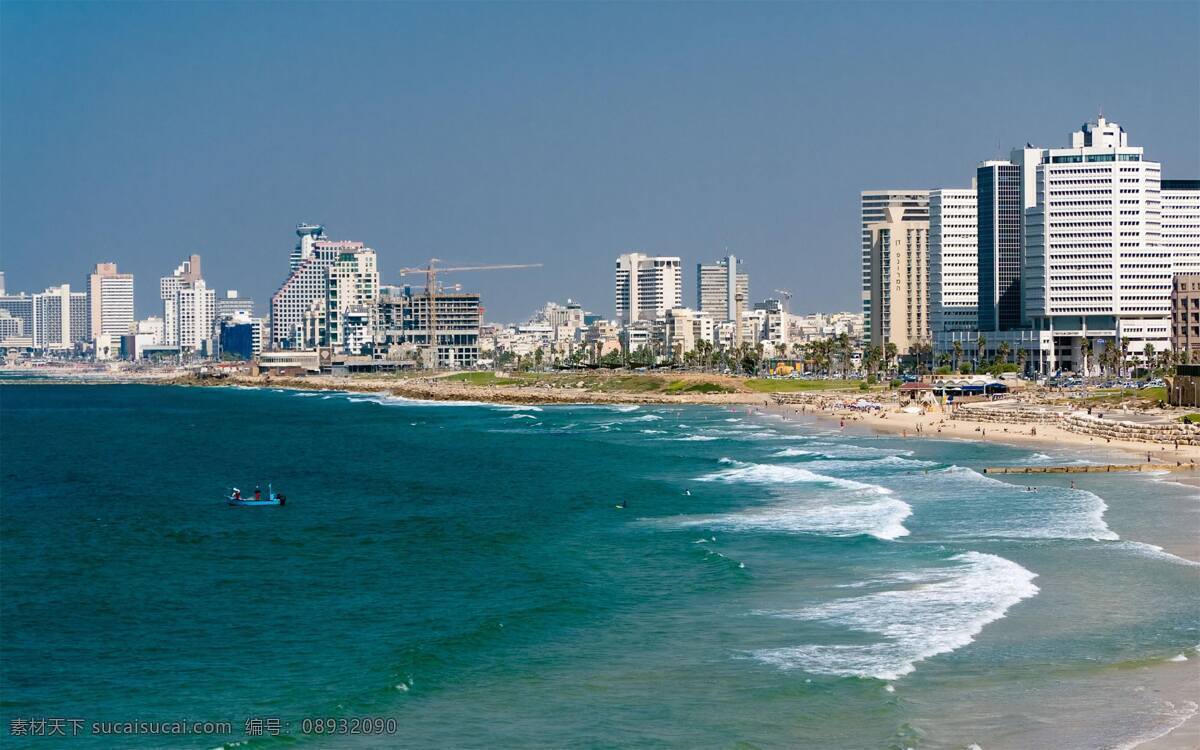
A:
[
  {"left": 254, "top": 485, "right": 261, "bottom": 501},
  {"left": 232, "top": 488, "right": 241, "bottom": 500}
]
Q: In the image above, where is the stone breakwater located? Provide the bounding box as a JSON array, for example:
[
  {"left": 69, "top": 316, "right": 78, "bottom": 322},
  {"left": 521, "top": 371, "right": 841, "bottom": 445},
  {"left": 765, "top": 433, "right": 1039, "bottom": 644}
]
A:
[{"left": 953, "top": 403, "right": 1200, "bottom": 445}]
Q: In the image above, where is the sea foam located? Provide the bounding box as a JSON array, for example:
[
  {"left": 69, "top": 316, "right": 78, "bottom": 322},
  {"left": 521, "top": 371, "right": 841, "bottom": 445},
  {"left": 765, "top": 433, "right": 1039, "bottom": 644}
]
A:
[{"left": 751, "top": 551, "right": 1039, "bottom": 680}]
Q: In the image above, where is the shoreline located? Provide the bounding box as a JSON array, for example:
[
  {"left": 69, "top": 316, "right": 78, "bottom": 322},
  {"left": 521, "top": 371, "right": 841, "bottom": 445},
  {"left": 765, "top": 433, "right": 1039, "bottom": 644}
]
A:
[{"left": 7, "top": 369, "right": 1200, "bottom": 462}]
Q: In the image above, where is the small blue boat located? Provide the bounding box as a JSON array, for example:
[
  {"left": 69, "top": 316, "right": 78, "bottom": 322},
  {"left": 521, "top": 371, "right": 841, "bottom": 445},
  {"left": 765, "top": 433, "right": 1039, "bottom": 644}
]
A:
[{"left": 227, "top": 484, "right": 287, "bottom": 507}]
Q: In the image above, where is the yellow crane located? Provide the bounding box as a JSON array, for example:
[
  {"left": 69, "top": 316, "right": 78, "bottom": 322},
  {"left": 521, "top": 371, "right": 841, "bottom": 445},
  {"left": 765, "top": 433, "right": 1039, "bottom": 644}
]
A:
[{"left": 397, "top": 259, "right": 543, "bottom": 364}]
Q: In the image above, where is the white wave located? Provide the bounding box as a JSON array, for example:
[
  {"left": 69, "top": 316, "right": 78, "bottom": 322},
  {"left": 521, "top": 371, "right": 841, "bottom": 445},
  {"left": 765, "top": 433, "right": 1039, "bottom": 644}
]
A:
[
  {"left": 608, "top": 405, "right": 640, "bottom": 412},
  {"left": 678, "top": 496, "right": 913, "bottom": 541},
  {"left": 509, "top": 414, "right": 537, "bottom": 420},
  {"left": 640, "top": 429, "right": 667, "bottom": 434},
  {"left": 491, "top": 404, "right": 543, "bottom": 412},
  {"left": 1168, "top": 653, "right": 1189, "bottom": 662},
  {"left": 751, "top": 552, "right": 1039, "bottom": 680},
  {"left": 931, "top": 466, "right": 1118, "bottom": 541},
  {"left": 773, "top": 448, "right": 818, "bottom": 458},
  {"left": 1106, "top": 541, "right": 1200, "bottom": 567},
  {"left": 674, "top": 435, "right": 719, "bottom": 442},
  {"left": 699, "top": 460, "right": 885, "bottom": 493},
  {"left": 628, "top": 414, "right": 662, "bottom": 422}
]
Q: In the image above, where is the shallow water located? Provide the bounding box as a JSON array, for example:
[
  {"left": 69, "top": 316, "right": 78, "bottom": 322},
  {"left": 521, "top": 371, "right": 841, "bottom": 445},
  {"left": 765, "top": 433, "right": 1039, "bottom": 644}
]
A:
[{"left": 1, "top": 384, "right": 1196, "bottom": 748}]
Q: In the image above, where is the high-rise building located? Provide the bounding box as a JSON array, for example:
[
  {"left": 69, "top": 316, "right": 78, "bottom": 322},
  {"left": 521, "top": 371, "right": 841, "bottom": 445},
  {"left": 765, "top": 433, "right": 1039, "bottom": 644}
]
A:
[
  {"left": 161, "top": 255, "right": 214, "bottom": 354},
  {"left": 216, "top": 290, "right": 255, "bottom": 320},
  {"left": 32, "top": 284, "right": 88, "bottom": 349},
  {"left": 271, "top": 225, "right": 371, "bottom": 350},
  {"left": 929, "top": 188, "right": 978, "bottom": 334},
  {"left": 325, "top": 248, "right": 379, "bottom": 354},
  {"left": 615, "top": 253, "right": 682, "bottom": 324},
  {"left": 867, "top": 205, "right": 929, "bottom": 354},
  {"left": 1163, "top": 180, "right": 1200, "bottom": 275},
  {"left": 1022, "top": 116, "right": 1171, "bottom": 370},
  {"left": 696, "top": 256, "right": 749, "bottom": 322},
  {"left": 0, "top": 271, "right": 6, "bottom": 295},
  {"left": 87, "top": 262, "right": 135, "bottom": 340},
  {"left": 977, "top": 161, "right": 1024, "bottom": 331},
  {"left": 861, "top": 191, "right": 929, "bottom": 342}
]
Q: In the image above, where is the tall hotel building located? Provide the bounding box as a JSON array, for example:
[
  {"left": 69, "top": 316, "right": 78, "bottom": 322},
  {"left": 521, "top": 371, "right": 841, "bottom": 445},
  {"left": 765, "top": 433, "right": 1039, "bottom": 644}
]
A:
[
  {"left": 861, "top": 191, "right": 928, "bottom": 343},
  {"left": 928, "top": 188, "right": 978, "bottom": 334},
  {"left": 867, "top": 205, "right": 929, "bottom": 354},
  {"left": 1023, "top": 116, "right": 1171, "bottom": 370},
  {"left": 87, "top": 262, "right": 135, "bottom": 340},
  {"left": 271, "top": 224, "right": 368, "bottom": 350},
  {"left": 696, "top": 255, "right": 749, "bottom": 322},
  {"left": 615, "top": 253, "right": 682, "bottom": 324}
]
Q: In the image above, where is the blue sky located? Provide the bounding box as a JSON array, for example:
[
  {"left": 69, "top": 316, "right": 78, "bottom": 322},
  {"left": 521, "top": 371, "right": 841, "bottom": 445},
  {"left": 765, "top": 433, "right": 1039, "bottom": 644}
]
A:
[{"left": 2, "top": 1, "right": 1197, "bottom": 321}]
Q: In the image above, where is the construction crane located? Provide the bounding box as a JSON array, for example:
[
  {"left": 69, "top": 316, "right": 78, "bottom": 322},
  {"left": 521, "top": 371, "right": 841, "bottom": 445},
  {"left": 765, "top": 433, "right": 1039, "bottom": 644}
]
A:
[
  {"left": 774, "top": 289, "right": 793, "bottom": 314},
  {"left": 397, "top": 258, "right": 543, "bottom": 365}
]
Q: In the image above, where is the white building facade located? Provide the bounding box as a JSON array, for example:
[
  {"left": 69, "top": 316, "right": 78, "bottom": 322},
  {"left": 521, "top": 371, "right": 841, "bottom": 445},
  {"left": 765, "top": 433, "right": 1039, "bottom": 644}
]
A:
[
  {"left": 615, "top": 253, "right": 682, "bottom": 323},
  {"left": 1023, "top": 116, "right": 1171, "bottom": 371},
  {"left": 1163, "top": 180, "right": 1200, "bottom": 275},
  {"left": 928, "top": 189, "right": 978, "bottom": 335}
]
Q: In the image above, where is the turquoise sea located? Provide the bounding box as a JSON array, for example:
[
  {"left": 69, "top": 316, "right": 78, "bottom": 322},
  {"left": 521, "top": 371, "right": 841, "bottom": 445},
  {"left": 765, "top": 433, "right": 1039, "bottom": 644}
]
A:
[{"left": 1, "top": 384, "right": 1197, "bottom": 748}]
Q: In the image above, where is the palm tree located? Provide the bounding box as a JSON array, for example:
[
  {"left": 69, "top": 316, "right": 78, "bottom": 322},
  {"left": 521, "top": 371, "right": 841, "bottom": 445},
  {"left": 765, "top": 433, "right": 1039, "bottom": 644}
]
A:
[
  {"left": 1016, "top": 349, "right": 1028, "bottom": 376},
  {"left": 1080, "top": 338, "right": 1093, "bottom": 378},
  {"left": 997, "top": 341, "right": 1011, "bottom": 368},
  {"left": 884, "top": 342, "right": 898, "bottom": 379},
  {"left": 975, "top": 334, "right": 987, "bottom": 374},
  {"left": 1143, "top": 342, "right": 1156, "bottom": 377},
  {"left": 837, "top": 333, "right": 853, "bottom": 379},
  {"left": 1119, "top": 337, "right": 1131, "bottom": 377},
  {"left": 952, "top": 340, "right": 964, "bottom": 373}
]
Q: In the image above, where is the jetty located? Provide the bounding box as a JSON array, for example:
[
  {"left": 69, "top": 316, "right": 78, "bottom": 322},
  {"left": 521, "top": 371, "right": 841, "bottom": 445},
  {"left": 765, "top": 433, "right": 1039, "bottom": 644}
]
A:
[{"left": 983, "top": 463, "right": 1197, "bottom": 474}]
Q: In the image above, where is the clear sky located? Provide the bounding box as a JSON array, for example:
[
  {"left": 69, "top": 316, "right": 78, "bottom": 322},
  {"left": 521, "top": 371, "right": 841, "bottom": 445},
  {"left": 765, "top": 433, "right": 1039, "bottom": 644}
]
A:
[{"left": 2, "top": 1, "right": 1198, "bottom": 322}]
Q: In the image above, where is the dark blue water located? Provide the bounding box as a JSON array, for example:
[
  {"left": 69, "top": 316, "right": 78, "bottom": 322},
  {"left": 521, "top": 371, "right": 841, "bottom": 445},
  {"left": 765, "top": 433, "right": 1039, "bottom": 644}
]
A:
[{"left": 2, "top": 385, "right": 1197, "bottom": 748}]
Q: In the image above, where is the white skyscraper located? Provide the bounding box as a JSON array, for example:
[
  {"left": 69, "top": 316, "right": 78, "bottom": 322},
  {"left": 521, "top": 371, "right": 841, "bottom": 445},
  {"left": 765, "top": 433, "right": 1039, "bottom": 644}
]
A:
[
  {"left": 88, "top": 262, "right": 135, "bottom": 340},
  {"left": 615, "top": 253, "right": 682, "bottom": 324},
  {"left": 696, "top": 256, "right": 749, "bottom": 322},
  {"left": 928, "top": 189, "right": 978, "bottom": 334},
  {"left": 1163, "top": 180, "right": 1200, "bottom": 275},
  {"left": 861, "top": 191, "right": 929, "bottom": 343},
  {"left": 161, "top": 254, "right": 215, "bottom": 354},
  {"left": 1024, "top": 116, "right": 1170, "bottom": 369}
]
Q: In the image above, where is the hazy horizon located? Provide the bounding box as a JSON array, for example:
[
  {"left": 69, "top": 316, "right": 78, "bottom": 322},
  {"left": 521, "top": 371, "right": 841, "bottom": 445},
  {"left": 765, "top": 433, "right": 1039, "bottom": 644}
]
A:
[{"left": 2, "top": 1, "right": 1198, "bottom": 322}]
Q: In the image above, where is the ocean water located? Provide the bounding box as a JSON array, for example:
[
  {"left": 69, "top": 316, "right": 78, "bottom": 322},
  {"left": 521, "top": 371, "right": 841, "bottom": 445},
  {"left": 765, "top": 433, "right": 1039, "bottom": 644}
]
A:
[{"left": 1, "top": 384, "right": 1197, "bottom": 749}]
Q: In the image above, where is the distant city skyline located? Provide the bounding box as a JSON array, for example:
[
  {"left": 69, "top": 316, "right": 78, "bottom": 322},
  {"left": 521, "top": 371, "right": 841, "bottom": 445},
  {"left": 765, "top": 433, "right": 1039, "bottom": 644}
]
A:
[{"left": 2, "top": 2, "right": 1197, "bottom": 321}]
